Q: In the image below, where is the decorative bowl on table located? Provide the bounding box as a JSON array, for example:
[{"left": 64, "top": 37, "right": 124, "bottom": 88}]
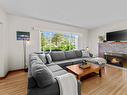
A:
[{"left": 79, "top": 60, "right": 91, "bottom": 69}]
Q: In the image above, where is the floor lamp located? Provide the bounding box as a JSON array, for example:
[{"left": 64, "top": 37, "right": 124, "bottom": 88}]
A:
[
  {"left": 20, "top": 35, "right": 30, "bottom": 72},
  {"left": 17, "top": 31, "right": 30, "bottom": 72},
  {"left": 23, "top": 39, "right": 27, "bottom": 71}
]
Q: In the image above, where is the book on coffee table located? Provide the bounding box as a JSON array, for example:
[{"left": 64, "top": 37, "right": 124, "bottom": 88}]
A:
[{"left": 79, "top": 63, "right": 91, "bottom": 69}]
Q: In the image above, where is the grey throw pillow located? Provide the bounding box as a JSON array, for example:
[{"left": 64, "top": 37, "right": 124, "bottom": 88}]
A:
[
  {"left": 30, "top": 60, "right": 44, "bottom": 67},
  {"left": 74, "top": 50, "right": 82, "bottom": 58},
  {"left": 81, "top": 50, "right": 90, "bottom": 58},
  {"left": 50, "top": 51, "right": 66, "bottom": 61},
  {"left": 31, "top": 63, "right": 55, "bottom": 88},
  {"left": 46, "top": 54, "right": 52, "bottom": 64},
  {"left": 29, "top": 60, "right": 44, "bottom": 75},
  {"left": 38, "top": 54, "right": 47, "bottom": 64},
  {"left": 30, "top": 54, "right": 42, "bottom": 62}
]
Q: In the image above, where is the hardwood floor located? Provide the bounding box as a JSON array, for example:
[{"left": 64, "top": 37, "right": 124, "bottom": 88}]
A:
[
  {"left": 82, "top": 64, "right": 127, "bottom": 95},
  {"left": 0, "top": 70, "right": 27, "bottom": 95},
  {"left": 0, "top": 65, "right": 127, "bottom": 95}
]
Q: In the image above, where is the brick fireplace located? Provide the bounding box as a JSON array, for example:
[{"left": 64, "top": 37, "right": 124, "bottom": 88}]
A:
[{"left": 98, "top": 42, "right": 127, "bottom": 67}]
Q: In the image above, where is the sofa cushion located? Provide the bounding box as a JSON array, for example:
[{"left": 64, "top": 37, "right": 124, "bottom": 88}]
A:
[
  {"left": 52, "top": 70, "right": 67, "bottom": 77},
  {"left": 38, "top": 54, "right": 47, "bottom": 64},
  {"left": 74, "top": 50, "right": 82, "bottom": 58},
  {"left": 50, "top": 51, "right": 66, "bottom": 61},
  {"left": 31, "top": 63, "right": 55, "bottom": 88},
  {"left": 30, "top": 54, "right": 42, "bottom": 62},
  {"left": 46, "top": 54, "right": 52, "bottom": 64},
  {"left": 53, "top": 58, "right": 84, "bottom": 68},
  {"left": 54, "top": 58, "right": 84, "bottom": 65},
  {"left": 65, "top": 51, "right": 77, "bottom": 59},
  {"left": 54, "top": 60, "right": 73, "bottom": 67},
  {"left": 29, "top": 60, "right": 44, "bottom": 76},
  {"left": 47, "top": 64, "right": 63, "bottom": 72},
  {"left": 31, "top": 59, "right": 44, "bottom": 65},
  {"left": 30, "top": 60, "right": 44, "bottom": 69}
]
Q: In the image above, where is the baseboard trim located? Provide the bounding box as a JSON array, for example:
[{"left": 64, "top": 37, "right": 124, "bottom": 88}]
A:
[{"left": 0, "top": 69, "right": 25, "bottom": 79}]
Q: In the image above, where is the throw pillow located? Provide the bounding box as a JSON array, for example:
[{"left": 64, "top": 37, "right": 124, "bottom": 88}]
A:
[
  {"left": 38, "top": 54, "right": 47, "bottom": 64},
  {"left": 74, "top": 50, "right": 82, "bottom": 58},
  {"left": 46, "top": 54, "right": 52, "bottom": 64},
  {"left": 29, "top": 60, "right": 44, "bottom": 74},
  {"left": 31, "top": 63, "right": 55, "bottom": 88},
  {"left": 30, "top": 54, "right": 42, "bottom": 62},
  {"left": 81, "top": 50, "right": 90, "bottom": 58},
  {"left": 30, "top": 60, "right": 44, "bottom": 66}
]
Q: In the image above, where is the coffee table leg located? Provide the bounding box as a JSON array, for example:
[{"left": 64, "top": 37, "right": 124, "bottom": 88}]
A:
[
  {"left": 77, "top": 76, "right": 81, "bottom": 80},
  {"left": 99, "top": 69, "right": 102, "bottom": 77}
]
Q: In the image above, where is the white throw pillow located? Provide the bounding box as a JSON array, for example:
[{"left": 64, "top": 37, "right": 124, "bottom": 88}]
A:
[
  {"left": 46, "top": 54, "right": 52, "bottom": 64},
  {"left": 38, "top": 54, "right": 47, "bottom": 64},
  {"left": 81, "top": 50, "right": 90, "bottom": 58}
]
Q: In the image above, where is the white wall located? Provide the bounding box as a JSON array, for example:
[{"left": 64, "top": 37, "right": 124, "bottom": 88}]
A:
[
  {"left": 0, "top": 8, "right": 8, "bottom": 77},
  {"left": 8, "top": 15, "right": 88, "bottom": 71},
  {"left": 88, "top": 20, "right": 127, "bottom": 56}
]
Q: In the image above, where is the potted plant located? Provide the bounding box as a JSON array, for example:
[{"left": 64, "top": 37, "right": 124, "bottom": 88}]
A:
[{"left": 98, "top": 36, "right": 105, "bottom": 43}]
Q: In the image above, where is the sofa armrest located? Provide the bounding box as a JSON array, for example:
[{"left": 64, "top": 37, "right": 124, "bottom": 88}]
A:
[
  {"left": 28, "top": 77, "right": 37, "bottom": 89},
  {"left": 56, "top": 73, "right": 80, "bottom": 95},
  {"left": 28, "top": 79, "right": 60, "bottom": 95}
]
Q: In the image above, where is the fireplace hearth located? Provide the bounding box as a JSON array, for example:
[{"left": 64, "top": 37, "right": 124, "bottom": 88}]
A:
[
  {"left": 98, "top": 42, "right": 127, "bottom": 67},
  {"left": 104, "top": 52, "right": 125, "bottom": 67}
]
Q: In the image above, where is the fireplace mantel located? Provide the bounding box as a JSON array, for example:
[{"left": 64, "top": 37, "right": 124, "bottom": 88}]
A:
[
  {"left": 111, "top": 42, "right": 127, "bottom": 44},
  {"left": 98, "top": 42, "right": 127, "bottom": 57},
  {"left": 104, "top": 52, "right": 127, "bottom": 58}
]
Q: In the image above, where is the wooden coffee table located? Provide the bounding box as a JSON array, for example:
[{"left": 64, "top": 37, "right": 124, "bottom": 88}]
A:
[{"left": 66, "top": 63, "right": 102, "bottom": 80}]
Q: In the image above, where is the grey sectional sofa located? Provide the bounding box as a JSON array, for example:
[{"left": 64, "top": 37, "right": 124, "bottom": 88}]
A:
[
  {"left": 45, "top": 50, "right": 106, "bottom": 68},
  {"left": 28, "top": 50, "right": 106, "bottom": 95},
  {"left": 28, "top": 53, "right": 81, "bottom": 95}
]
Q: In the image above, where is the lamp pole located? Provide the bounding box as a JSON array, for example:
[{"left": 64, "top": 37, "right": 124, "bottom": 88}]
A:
[
  {"left": 18, "top": 33, "right": 30, "bottom": 72},
  {"left": 23, "top": 39, "right": 27, "bottom": 72}
]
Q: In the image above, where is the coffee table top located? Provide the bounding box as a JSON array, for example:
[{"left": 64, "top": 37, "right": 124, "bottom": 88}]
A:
[{"left": 66, "top": 63, "right": 101, "bottom": 76}]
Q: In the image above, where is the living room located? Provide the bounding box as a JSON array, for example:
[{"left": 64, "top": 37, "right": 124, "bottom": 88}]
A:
[{"left": 1, "top": 0, "right": 127, "bottom": 95}]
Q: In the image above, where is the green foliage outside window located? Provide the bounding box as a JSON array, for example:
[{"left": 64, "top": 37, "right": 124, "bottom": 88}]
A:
[{"left": 41, "top": 32, "right": 77, "bottom": 51}]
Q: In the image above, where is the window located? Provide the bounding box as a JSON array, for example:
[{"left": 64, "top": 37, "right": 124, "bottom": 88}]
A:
[{"left": 41, "top": 31, "right": 78, "bottom": 51}]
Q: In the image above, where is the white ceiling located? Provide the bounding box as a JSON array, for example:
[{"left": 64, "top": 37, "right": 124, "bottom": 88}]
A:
[{"left": 0, "top": 0, "right": 127, "bottom": 29}]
